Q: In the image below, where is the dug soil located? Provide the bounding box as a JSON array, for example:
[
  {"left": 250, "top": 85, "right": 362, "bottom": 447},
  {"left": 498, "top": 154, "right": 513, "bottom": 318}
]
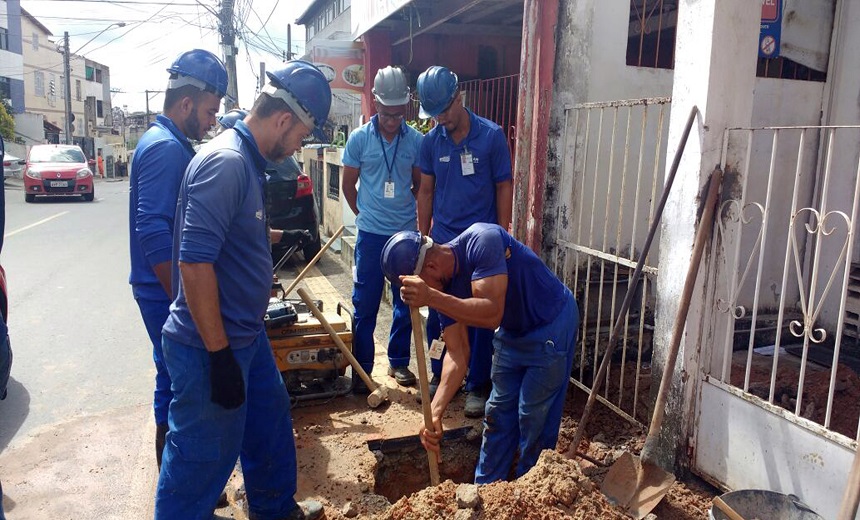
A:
[{"left": 216, "top": 257, "right": 719, "bottom": 519}]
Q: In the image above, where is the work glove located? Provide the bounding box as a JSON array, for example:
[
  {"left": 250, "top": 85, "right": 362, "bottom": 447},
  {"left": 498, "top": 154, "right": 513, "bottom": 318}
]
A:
[{"left": 209, "top": 346, "right": 245, "bottom": 409}]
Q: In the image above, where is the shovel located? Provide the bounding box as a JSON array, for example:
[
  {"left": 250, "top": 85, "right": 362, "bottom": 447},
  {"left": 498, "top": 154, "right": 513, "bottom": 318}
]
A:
[
  {"left": 409, "top": 306, "right": 441, "bottom": 486},
  {"left": 600, "top": 167, "right": 722, "bottom": 519}
]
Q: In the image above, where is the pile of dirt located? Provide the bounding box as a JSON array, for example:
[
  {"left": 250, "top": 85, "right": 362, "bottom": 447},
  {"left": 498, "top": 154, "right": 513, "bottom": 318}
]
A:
[{"left": 375, "top": 451, "right": 628, "bottom": 520}]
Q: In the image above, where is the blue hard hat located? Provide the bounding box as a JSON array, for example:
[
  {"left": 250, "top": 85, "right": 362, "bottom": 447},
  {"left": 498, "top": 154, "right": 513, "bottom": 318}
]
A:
[
  {"left": 167, "top": 49, "right": 229, "bottom": 99},
  {"left": 381, "top": 231, "right": 434, "bottom": 286},
  {"left": 217, "top": 109, "right": 248, "bottom": 130},
  {"left": 416, "top": 66, "right": 458, "bottom": 119},
  {"left": 264, "top": 61, "right": 332, "bottom": 141}
]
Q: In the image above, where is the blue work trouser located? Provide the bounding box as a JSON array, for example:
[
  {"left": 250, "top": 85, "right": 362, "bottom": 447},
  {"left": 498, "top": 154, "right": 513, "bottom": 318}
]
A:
[
  {"left": 156, "top": 330, "right": 298, "bottom": 520},
  {"left": 135, "top": 296, "right": 172, "bottom": 426},
  {"left": 475, "top": 290, "right": 579, "bottom": 484},
  {"left": 426, "top": 308, "right": 495, "bottom": 391},
  {"left": 352, "top": 230, "right": 412, "bottom": 375}
]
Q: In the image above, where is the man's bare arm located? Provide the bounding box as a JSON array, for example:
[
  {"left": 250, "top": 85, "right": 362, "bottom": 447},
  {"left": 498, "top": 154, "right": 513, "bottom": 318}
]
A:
[
  {"left": 417, "top": 173, "right": 435, "bottom": 236},
  {"left": 495, "top": 179, "right": 513, "bottom": 231},
  {"left": 400, "top": 274, "right": 507, "bottom": 330},
  {"left": 342, "top": 165, "right": 360, "bottom": 216}
]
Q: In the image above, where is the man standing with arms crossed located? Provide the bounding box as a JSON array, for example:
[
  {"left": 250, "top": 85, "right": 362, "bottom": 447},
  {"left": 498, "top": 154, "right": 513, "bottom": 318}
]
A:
[
  {"left": 156, "top": 60, "right": 330, "bottom": 520},
  {"left": 128, "top": 49, "right": 227, "bottom": 469},
  {"left": 342, "top": 66, "right": 424, "bottom": 392},
  {"left": 416, "top": 66, "right": 513, "bottom": 417}
]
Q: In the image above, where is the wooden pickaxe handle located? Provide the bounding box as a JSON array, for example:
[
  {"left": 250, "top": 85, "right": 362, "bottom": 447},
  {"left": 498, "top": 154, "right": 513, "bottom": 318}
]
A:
[{"left": 410, "top": 306, "right": 441, "bottom": 486}]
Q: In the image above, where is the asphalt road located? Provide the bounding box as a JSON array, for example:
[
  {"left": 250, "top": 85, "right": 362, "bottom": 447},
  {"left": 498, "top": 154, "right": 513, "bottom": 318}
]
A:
[{"left": 0, "top": 177, "right": 157, "bottom": 518}]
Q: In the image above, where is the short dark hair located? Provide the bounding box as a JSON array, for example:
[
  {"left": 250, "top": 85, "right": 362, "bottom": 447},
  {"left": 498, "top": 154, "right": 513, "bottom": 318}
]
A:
[
  {"left": 252, "top": 93, "right": 297, "bottom": 120},
  {"left": 163, "top": 84, "right": 208, "bottom": 112}
]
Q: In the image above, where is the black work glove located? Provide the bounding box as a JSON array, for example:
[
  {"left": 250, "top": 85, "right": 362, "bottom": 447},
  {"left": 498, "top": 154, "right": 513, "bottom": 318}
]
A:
[
  {"left": 209, "top": 346, "right": 245, "bottom": 409},
  {"left": 279, "top": 229, "right": 311, "bottom": 248}
]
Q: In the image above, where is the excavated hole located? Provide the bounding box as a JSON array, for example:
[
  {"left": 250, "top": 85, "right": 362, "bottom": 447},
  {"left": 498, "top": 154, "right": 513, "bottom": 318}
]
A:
[{"left": 370, "top": 427, "right": 481, "bottom": 502}]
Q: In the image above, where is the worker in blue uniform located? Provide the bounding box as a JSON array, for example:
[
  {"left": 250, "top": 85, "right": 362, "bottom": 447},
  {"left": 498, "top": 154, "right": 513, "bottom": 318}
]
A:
[
  {"left": 416, "top": 66, "right": 513, "bottom": 417},
  {"left": 381, "top": 223, "right": 579, "bottom": 484},
  {"left": 342, "top": 66, "right": 424, "bottom": 392},
  {"left": 156, "top": 61, "right": 331, "bottom": 520},
  {"left": 128, "top": 49, "right": 227, "bottom": 469}
]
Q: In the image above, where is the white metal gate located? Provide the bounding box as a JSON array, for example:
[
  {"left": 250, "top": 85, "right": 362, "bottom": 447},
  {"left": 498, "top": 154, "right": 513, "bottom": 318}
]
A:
[
  {"left": 553, "top": 97, "right": 670, "bottom": 424},
  {"left": 694, "top": 125, "right": 860, "bottom": 520}
]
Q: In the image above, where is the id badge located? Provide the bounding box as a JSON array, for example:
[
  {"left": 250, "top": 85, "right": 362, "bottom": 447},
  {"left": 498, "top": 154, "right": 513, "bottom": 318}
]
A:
[
  {"left": 429, "top": 339, "right": 446, "bottom": 360},
  {"left": 461, "top": 153, "right": 475, "bottom": 176},
  {"left": 384, "top": 181, "right": 395, "bottom": 199}
]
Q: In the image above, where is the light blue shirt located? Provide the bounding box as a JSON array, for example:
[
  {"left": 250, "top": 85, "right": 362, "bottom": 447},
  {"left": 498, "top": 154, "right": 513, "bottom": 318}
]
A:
[{"left": 342, "top": 116, "right": 422, "bottom": 235}]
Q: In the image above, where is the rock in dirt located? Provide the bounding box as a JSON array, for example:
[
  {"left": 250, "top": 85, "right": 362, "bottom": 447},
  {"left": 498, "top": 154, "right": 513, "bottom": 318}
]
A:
[
  {"left": 343, "top": 501, "right": 359, "bottom": 518},
  {"left": 456, "top": 483, "right": 481, "bottom": 509},
  {"left": 453, "top": 509, "right": 476, "bottom": 520}
]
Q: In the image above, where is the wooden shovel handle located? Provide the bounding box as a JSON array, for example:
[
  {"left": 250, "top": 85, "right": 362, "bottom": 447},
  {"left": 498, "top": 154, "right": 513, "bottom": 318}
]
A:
[
  {"left": 713, "top": 496, "right": 746, "bottom": 520},
  {"left": 646, "top": 167, "right": 722, "bottom": 440},
  {"left": 410, "top": 306, "right": 441, "bottom": 486},
  {"left": 296, "top": 287, "right": 376, "bottom": 392},
  {"left": 282, "top": 225, "right": 345, "bottom": 297}
]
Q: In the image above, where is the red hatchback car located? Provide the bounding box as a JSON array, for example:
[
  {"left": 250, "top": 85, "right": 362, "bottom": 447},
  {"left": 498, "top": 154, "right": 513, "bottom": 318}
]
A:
[{"left": 24, "top": 144, "right": 94, "bottom": 202}]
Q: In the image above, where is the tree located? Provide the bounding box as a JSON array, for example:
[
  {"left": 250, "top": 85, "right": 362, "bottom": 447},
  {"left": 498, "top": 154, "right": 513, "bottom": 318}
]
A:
[{"left": 0, "top": 101, "right": 13, "bottom": 142}]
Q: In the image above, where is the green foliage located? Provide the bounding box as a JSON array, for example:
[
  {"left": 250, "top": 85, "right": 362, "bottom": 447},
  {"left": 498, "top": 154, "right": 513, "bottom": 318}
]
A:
[
  {"left": 0, "top": 101, "right": 14, "bottom": 142},
  {"left": 406, "top": 119, "right": 433, "bottom": 135}
]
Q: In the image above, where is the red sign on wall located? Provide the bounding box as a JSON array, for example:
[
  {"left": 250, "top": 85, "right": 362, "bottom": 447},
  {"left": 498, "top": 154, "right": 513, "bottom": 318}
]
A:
[{"left": 761, "top": 0, "right": 780, "bottom": 23}]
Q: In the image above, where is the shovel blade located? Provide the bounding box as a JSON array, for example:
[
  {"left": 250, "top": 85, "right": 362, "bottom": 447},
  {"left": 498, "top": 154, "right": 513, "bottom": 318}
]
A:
[{"left": 601, "top": 452, "right": 676, "bottom": 520}]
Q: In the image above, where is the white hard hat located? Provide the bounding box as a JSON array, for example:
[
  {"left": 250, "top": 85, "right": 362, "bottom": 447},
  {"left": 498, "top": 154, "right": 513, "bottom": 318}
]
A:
[{"left": 372, "top": 66, "right": 410, "bottom": 106}]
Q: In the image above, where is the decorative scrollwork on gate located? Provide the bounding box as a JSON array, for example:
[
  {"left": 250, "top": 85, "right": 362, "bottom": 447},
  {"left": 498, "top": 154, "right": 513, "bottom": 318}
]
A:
[
  {"left": 715, "top": 199, "right": 765, "bottom": 320},
  {"left": 787, "top": 208, "right": 852, "bottom": 344}
]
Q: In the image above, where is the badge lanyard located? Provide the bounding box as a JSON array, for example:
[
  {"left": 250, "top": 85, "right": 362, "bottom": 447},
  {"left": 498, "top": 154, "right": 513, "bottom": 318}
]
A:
[
  {"left": 377, "top": 126, "right": 401, "bottom": 198},
  {"left": 378, "top": 130, "right": 401, "bottom": 179}
]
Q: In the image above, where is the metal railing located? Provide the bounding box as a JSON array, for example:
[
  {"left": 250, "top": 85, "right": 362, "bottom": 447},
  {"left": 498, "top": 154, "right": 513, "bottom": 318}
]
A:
[
  {"left": 554, "top": 97, "right": 671, "bottom": 424},
  {"left": 709, "top": 125, "right": 860, "bottom": 441}
]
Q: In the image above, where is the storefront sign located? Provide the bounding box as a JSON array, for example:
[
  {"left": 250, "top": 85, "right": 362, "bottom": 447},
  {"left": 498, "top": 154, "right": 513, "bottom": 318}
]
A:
[{"left": 312, "top": 41, "right": 366, "bottom": 92}]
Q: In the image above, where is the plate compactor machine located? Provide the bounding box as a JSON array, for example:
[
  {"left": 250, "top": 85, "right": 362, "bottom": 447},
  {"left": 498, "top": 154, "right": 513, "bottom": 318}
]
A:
[{"left": 265, "top": 292, "right": 356, "bottom": 405}]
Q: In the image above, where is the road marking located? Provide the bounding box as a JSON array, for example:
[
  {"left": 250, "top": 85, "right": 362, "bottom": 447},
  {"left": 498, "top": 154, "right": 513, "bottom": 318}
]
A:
[{"left": 5, "top": 211, "right": 69, "bottom": 238}]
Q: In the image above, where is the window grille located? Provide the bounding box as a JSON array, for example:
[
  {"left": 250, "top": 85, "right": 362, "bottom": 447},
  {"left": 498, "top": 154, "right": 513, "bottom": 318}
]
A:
[
  {"left": 626, "top": 0, "right": 826, "bottom": 82},
  {"left": 328, "top": 164, "right": 340, "bottom": 200}
]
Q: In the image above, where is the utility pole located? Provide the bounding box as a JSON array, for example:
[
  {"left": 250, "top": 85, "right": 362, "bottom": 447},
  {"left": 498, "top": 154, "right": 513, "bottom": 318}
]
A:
[
  {"left": 145, "top": 90, "right": 151, "bottom": 126},
  {"left": 287, "top": 24, "right": 293, "bottom": 60},
  {"left": 62, "top": 32, "right": 74, "bottom": 144},
  {"left": 219, "top": 0, "right": 238, "bottom": 110}
]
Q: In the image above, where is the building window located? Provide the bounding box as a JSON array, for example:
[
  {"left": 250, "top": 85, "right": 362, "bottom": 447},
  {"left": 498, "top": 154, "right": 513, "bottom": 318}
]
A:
[
  {"left": 35, "top": 71, "right": 45, "bottom": 97},
  {"left": 0, "top": 28, "right": 8, "bottom": 51},
  {"left": 95, "top": 69, "right": 103, "bottom": 84},
  {"left": 97, "top": 99, "right": 103, "bottom": 118},
  {"left": 328, "top": 164, "right": 340, "bottom": 200},
  {"left": 85, "top": 66, "right": 94, "bottom": 81},
  {"left": 0, "top": 77, "right": 10, "bottom": 101},
  {"left": 32, "top": 32, "right": 39, "bottom": 50},
  {"left": 75, "top": 79, "right": 82, "bottom": 101}
]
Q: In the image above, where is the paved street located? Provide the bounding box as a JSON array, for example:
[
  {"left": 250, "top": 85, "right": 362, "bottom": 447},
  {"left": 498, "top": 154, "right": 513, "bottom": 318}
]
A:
[{"left": 0, "top": 177, "right": 157, "bottom": 517}]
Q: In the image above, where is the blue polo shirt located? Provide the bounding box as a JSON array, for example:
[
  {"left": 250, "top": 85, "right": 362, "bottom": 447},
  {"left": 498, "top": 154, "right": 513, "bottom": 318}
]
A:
[
  {"left": 418, "top": 110, "right": 512, "bottom": 243},
  {"left": 342, "top": 116, "right": 423, "bottom": 235},
  {"left": 162, "top": 120, "right": 272, "bottom": 349},
  {"left": 438, "top": 223, "right": 568, "bottom": 337},
  {"left": 128, "top": 115, "right": 196, "bottom": 301}
]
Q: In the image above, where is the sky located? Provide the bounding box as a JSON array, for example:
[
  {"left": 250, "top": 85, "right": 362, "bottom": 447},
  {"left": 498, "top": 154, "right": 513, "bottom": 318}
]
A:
[{"left": 20, "top": 0, "right": 314, "bottom": 114}]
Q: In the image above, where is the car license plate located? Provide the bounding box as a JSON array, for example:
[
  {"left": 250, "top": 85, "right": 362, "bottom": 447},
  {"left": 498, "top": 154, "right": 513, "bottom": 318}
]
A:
[{"left": 50, "top": 180, "right": 68, "bottom": 188}]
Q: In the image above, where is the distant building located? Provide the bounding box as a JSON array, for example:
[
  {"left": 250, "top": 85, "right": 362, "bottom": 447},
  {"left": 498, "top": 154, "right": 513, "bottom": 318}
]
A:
[{"left": 0, "top": 0, "right": 25, "bottom": 114}]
